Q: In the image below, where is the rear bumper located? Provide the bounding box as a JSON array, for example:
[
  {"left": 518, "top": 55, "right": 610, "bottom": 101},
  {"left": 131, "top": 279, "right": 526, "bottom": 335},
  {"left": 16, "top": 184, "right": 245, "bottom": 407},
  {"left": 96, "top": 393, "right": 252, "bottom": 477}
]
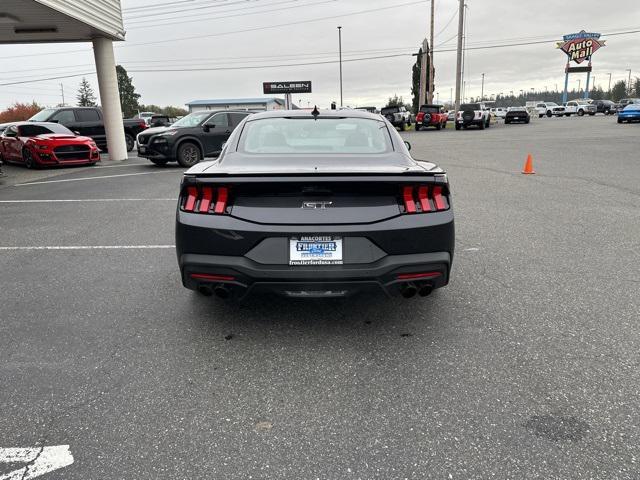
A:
[
  {"left": 176, "top": 209, "right": 454, "bottom": 299},
  {"left": 179, "top": 251, "right": 451, "bottom": 298}
]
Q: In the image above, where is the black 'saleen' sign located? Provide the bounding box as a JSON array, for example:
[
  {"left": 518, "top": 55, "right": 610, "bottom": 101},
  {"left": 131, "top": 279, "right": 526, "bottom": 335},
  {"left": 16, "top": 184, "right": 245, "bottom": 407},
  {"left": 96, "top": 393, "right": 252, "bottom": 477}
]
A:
[{"left": 263, "top": 81, "right": 312, "bottom": 94}]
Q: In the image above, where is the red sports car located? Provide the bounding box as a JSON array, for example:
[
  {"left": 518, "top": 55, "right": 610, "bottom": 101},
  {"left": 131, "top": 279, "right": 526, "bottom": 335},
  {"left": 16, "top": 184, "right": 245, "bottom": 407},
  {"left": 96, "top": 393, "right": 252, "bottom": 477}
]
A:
[{"left": 0, "top": 122, "right": 100, "bottom": 168}]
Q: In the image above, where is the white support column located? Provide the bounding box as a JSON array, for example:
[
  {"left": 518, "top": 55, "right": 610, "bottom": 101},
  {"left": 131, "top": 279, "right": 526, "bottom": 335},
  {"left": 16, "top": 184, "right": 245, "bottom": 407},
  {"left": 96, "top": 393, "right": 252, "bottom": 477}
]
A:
[{"left": 92, "top": 37, "right": 127, "bottom": 161}]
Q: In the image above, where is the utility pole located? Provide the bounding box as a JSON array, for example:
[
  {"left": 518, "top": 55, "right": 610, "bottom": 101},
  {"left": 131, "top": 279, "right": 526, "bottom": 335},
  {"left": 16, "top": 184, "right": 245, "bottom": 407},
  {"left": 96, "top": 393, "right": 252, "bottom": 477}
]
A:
[
  {"left": 60, "top": 83, "right": 65, "bottom": 106},
  {"left": 428, "top": 0, "right": 435, "bottom": 104},
  {"left": 480, "top": 73, "right": 485, "bottom": 101},
  {"left": 627, "top": 69, "right": 632, "bottom": 95},
  {"left": 607, "top": 72, "right": 612, "bottom": 93},
  {"left": 454, "top": 0, "right": 464, "bottom": 114},
  {"left": 338, "top": 26, "right": 343, "bottom": 107},
  {"left": 418, "top": 38, "right": 429, "bottom": 107}
]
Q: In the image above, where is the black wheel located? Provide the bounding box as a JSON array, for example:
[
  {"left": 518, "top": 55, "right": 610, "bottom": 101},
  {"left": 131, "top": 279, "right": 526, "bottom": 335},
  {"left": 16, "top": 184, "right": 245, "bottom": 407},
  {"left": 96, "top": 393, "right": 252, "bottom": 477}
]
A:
[
  {"left": 436, "top": 123, "right": 442, "bottom": 130},
  {"left": 577, "top": 109, "right": 584, "bottom": 116},
  {"left": 617, "top": 118, "right": 623, "bottom": 124},
  {"left": 23, "top": 149, "right": 37, "bottom": 169},
  {"left": 125, "top": 134, "right": 135, "bottom": 152},
  {"left": 478, "top": 120, "right": 485, "bottom": 130},
  {"left": 565, "top": 113, "right": 571, "bottom": 117},
  {"left": 539, "top": 114, "right": 543, "bottom": 118},
  {"left": 399, "top": 121, "right": 406, "bottom": 131},
  {"left": 150, "top": 158, "right": 169, "bottom": 166},
  {"left": 547, "top": 111, "right": 553, "bottom": 117},
  {"left": 505, "top": 119, "right": 510, "bottom": 124},
  {"left": 486, "top": 117, "right": 491, "bottom": 128},
  {"left": 525, "top": 118, "right": 530, "bottom": 124},
  {"left": 415, "top": 124, "right": 421, "bottom": 131},
  {"left": 455, "top": 123, "right": 461, "bottom": 130},
  {"left": 176, "top": 142, "right": 202, "bottom": 167},
  {"left": 441, "top": 122, "right": 447, "bottom": 129}
]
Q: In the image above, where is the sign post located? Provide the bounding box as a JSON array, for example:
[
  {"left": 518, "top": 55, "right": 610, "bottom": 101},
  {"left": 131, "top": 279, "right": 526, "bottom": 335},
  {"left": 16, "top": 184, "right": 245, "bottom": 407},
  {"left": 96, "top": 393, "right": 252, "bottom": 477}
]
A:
[
  {"left": 556, "top": 31, "right": 605, "bottom": 103},
  {"left": 263, "top": 81, "right": 312, "bottom": 110}
]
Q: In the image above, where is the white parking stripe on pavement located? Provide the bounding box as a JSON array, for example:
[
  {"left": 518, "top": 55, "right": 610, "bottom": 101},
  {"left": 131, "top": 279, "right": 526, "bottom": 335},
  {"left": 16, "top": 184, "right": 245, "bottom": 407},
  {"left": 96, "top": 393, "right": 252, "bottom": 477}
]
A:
[
  {"left": 0, "top": 245, "right": 175, "bottom": 251},
  {"left": 15, "top": 170, "right": 179, "bottom": 187},
  {"left": 0, "top": 198, "right": 175, "bottom": 203},
  {"left": 95, "top": 162, "right": 155, "bottom": 168}
]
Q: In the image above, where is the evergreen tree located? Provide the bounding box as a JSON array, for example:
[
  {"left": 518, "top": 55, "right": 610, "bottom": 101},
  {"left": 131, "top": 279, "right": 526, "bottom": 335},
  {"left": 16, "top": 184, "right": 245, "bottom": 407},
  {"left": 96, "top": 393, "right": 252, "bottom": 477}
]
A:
[
  {"left": 116, "top": 65, "right": 141, "bottom": 118},
  {"left": 610, "top": 80, "right": 627, "bottom": 101},
  {"left": 410, "top": 45, "right": 432, "bottom": 113},
  {"left": 634, "top": 77, "right": 640, "bottom": 97},
  {"left": 76, "top": 77, "right": 97, "bottom": 107}
]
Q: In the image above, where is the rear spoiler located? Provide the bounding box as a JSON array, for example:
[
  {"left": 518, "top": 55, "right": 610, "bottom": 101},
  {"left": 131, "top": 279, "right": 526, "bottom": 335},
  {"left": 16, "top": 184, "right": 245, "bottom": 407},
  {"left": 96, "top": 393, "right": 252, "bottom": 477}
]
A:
[{"left": 183, "top": 173, "right": 448, "bottom": 185}]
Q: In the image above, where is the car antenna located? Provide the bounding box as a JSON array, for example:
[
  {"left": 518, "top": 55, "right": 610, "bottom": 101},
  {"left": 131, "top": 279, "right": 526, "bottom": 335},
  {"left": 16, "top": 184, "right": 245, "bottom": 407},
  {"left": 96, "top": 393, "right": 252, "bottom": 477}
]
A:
[{"left": 311, "top": 105, "right": 320, "bottom": 120}]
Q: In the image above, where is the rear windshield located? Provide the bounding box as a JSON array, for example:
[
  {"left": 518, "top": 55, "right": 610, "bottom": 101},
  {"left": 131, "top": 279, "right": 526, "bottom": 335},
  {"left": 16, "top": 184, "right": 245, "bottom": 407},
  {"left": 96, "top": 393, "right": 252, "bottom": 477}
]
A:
[
  {"left": 461, "top": 103, "right": 480, "bottom": 110},
  {"left": 380, "top": 107, "right": 399, "bottom": 114},
  {"left": 19, "top": 124, "right": 73, "bottom": 136},
  {"left": 239, "top": 117, "right": 392, "bottom": 154},
  {"left": 420, "top": 106, "right": 440, "bottom": 113}
]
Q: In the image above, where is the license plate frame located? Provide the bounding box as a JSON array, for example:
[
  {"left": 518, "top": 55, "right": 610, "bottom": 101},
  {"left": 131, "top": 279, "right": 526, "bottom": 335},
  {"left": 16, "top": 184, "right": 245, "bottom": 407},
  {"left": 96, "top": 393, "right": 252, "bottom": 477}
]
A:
[
  {"left": 138, "top": 146, "right": 146, "bottom": 154},
  {"left": 289, "top": 236, "right": 343, "bottom": 265}
]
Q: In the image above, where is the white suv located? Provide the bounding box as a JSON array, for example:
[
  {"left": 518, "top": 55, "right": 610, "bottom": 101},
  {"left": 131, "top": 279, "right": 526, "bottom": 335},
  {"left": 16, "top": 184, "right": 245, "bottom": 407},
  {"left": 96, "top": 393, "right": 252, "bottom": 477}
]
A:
[{"left": 456, "top": 102, "right": 491, "bottom": 130}]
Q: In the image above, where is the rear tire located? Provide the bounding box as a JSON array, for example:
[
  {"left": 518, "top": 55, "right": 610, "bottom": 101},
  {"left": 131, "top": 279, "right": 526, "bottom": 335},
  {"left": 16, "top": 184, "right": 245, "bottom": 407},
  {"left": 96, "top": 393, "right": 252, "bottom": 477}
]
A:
[
  {"left": 486, "top": 117, "right": 491, "bottom": 128},
  {"left": 617, "top": 118, "right": 623, "bottom": 123},
  {"left": 478, "top": 120, "right": 485, "bottom": 130},
  {"left": 415, "top": 124, "right": 421, "bottom": 132},
  {"left": 436, "top": 123, "right": 442, "bottom": 130},
  {"left": 455, "top": 123, "right": 461, "bottom": 130},
  {"left": 547, "top": 111, "right": 552, "bottom": 117},
  {"left": 505, "top": 119, "right": 510, "bottom": 124},
  {"left": 539, "top": 114, "right": 543, "bottom": 118},
  {"left": 176, "top": 142, "right": 202, "bottom": 167},
  {"left": 399, "top": 121, "right": 406, "bottom": 131},
  {"left": 577, "top": 109, "right": 584, "bottom": 116}
]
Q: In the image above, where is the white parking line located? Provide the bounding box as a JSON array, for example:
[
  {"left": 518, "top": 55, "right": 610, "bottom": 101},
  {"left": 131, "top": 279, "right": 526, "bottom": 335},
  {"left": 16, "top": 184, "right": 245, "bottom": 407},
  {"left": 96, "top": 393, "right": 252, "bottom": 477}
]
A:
[
  {"left": 15, "top": 170, "right": 179, "bottom": 186},
  {"left": 0, "top": 198, "right": 175, "bottom": 203},
  {"left": 95, "top": 162, "right": 154, "bottom": 168},
  {"left": 0, "top": 245, "right": 175, "bottom": 251}
]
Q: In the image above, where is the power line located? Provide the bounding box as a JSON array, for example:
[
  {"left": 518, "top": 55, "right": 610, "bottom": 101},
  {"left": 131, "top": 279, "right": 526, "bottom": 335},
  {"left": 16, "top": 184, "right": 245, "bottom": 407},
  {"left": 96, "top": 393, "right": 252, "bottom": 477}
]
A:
[
  {"left": 124, "top": 0, "right": 274, "bottom": 20},
  {"left": 125, "top": 0, "right": 336, "bottom": 29},
  {"left": 119, "top": 1, "right": 428, "bottom": 48}
]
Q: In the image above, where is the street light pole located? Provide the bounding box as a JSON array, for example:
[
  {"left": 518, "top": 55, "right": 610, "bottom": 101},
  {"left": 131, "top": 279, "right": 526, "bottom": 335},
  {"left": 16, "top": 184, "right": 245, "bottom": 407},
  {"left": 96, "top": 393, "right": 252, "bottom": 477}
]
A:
[
  {"left": 627, "top": 69, "right": 632, "bottom": 95},
  {"left": 481, "top": 73, "right": 485, "bottom": 101},
  {"left": 338, "top": 26, "right": 343, "bottom": 107},
  {"left": 454, "top": 0, "right": 464, "bottom": 114},
  {"left": 607, "top": 72, "right": 612, "bottom": 93}
]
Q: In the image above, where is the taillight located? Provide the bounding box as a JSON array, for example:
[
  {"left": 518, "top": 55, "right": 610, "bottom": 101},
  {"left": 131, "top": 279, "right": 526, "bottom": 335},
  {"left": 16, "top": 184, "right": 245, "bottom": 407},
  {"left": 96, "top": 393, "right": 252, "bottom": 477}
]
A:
[
  {"left": 139, "top": 120, "right": 147, "bottom": 129},
  {"left": 401, "top": 185, "right": 449, "bottom": 214},
  {"left": 181, "top": 185, "right": 229, "bottom": 214}
]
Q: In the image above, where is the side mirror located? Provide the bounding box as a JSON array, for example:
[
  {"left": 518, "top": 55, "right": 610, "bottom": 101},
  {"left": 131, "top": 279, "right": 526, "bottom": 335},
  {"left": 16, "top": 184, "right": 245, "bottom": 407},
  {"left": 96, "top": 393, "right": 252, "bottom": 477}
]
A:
[
  {"left": 203, "top": 124, "right": 214, "bottom": 132},
  {"left": 404, "top": 141, "right": 412, "bottom": 151}
]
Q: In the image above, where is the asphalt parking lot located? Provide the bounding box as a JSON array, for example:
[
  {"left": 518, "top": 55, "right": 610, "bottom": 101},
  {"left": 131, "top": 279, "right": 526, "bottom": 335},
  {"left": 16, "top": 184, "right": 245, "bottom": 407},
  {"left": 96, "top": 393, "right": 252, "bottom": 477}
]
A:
[{"left": 1, "top": 115, "right": 639, "bottom": 479}]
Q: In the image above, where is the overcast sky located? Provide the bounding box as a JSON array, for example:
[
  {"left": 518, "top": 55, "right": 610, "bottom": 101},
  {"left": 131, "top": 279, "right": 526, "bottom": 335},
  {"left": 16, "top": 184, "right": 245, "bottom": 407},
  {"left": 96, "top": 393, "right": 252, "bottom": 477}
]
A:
[{"left": 1, "top": 0, "right": 640, "bottom": 111}]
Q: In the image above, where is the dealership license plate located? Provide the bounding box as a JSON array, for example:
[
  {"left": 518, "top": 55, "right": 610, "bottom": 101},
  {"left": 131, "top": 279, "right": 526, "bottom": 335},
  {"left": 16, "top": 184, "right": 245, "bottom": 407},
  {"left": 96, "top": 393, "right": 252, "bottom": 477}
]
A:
[
  {"left": 289, "top": 236, "right": 343, "bottom": 265},
  {"left": 138, "top": 146, "right": 146, "bottom": 153},
  {"left": 513, "top": 117, "right": 519, "bottom": 120}
]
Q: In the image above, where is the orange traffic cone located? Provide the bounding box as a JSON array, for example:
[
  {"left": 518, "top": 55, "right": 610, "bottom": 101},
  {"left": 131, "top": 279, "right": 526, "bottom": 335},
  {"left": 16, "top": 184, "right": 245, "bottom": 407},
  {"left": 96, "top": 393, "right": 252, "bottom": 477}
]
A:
[{"left": 522, "top": 154, "right": 535, "bottom": 174}]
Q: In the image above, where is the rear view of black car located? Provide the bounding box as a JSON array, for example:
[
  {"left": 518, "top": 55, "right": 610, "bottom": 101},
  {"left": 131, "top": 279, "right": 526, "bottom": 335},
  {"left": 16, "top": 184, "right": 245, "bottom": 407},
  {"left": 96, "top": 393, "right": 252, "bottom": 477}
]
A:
[
  {"left": 175, "top": 110, "right": 454, "bottom": 300},
  {"left": 137, "top": 110, "right": 251, "bottom": 167},
  {"left": 504, "top": 106, "right": 530, "bottom": 124}
]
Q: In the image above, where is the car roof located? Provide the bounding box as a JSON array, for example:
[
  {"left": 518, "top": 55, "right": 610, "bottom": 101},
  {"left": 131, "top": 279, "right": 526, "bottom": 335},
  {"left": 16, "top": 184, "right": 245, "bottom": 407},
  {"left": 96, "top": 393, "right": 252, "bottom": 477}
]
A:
[{"left": 244, "top": 109, "right": 383, "bottom": 121}]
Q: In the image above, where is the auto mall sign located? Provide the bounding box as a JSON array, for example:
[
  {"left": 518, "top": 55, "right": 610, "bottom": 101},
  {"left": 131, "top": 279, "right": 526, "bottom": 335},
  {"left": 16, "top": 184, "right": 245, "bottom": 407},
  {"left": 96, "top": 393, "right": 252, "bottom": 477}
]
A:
[{"left": 556, "top": 30, "right": 605, "bottom": 64}]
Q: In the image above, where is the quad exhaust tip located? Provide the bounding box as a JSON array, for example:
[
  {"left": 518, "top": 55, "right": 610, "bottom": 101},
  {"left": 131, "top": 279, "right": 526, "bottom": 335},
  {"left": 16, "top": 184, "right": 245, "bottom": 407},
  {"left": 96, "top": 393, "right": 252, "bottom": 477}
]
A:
[{"left": 400, "top": 283, "right": 418, "bottom": 299}]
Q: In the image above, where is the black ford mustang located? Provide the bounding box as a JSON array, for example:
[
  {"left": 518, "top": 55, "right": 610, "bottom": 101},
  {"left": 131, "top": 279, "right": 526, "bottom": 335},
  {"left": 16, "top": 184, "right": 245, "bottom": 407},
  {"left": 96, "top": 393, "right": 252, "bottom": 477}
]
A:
[{"left": 175, "top": 110, "right": 454, "bottom": 299}]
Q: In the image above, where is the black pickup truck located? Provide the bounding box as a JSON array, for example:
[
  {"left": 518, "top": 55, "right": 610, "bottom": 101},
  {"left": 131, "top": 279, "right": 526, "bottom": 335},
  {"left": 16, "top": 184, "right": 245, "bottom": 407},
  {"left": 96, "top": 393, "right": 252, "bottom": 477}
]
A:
[{"left": 28, "top": 107, "right": 147, "bottom": 151}]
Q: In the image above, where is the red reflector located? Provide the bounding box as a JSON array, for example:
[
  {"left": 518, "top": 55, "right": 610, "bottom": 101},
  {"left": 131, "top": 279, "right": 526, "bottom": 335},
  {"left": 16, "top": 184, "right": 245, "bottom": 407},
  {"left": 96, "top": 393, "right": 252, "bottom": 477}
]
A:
[
  {"left": 199, "top": 186, "right": 213, "bottom": 213},
  {"left": 403, "top": 186, "right": 416, "bottom": 213},
  {"left": 432, "top": 186, "right": 447, "bottom": 210},
  {"left": 214, "top": 187, "right": 228, "bottom": 214},
  {"left": 418, "top": 186, "right": 431, "bottom": 212},
  {"left": 184, "top": 186, "right": 198, "bottom": 211},
  {"left": 397, "top": 272, "right": 442, "bottom": 280},
  {"left": 190, "top": 273, "right": 235, "bottom": 281}
]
